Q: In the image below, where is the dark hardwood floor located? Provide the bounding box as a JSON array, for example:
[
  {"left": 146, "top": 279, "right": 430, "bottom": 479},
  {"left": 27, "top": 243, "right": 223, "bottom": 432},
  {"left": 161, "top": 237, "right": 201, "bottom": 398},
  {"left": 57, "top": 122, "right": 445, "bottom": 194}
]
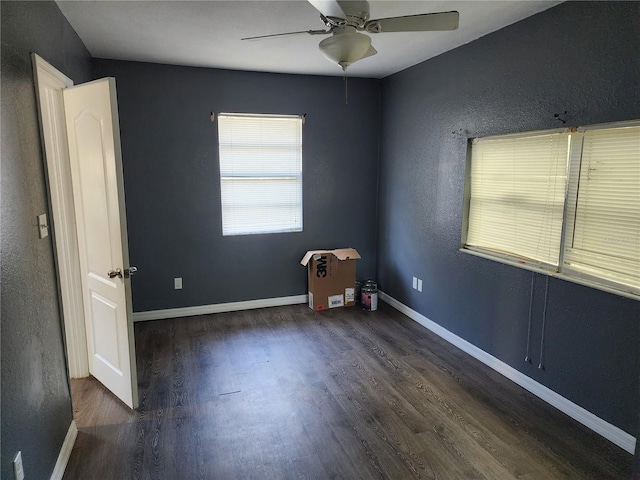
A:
[{"left": 64, "top": 303, "right": 632, "bottom": 479}]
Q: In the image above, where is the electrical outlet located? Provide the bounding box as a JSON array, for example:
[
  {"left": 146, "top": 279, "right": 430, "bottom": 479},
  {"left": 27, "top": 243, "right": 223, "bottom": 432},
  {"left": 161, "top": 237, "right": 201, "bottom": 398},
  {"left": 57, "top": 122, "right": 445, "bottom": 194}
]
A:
[
  {"left": 417, "top": 279, "right": 423, "bottom": 292},
  {"left": 174, "top": 277, "right": 183, "bottom": 290},
  {"left": 412, "top": 276, "right": 418, "bottom": 289},
  {"left": 14, "top": 451, "right": 24, "bottom": 480}
]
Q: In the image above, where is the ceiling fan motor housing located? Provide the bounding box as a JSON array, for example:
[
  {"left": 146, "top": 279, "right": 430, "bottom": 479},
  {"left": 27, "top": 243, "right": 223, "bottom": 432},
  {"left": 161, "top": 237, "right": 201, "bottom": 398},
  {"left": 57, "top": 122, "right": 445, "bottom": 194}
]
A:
[{"left": 323, "top": 0, "right": 370, "bottom": 28}]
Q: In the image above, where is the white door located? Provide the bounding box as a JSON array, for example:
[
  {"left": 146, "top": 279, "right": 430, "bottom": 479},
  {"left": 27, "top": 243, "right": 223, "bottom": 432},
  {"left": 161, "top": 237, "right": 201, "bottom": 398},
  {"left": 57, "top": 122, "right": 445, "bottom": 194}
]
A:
[{"left": 63, "top": 78, "right": 138, "bottom": 409}]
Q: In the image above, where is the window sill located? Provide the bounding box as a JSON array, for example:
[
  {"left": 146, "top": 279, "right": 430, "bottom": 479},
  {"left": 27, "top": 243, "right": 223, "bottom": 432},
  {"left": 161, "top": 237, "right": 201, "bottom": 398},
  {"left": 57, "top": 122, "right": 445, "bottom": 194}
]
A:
[{"left": 459, "top": 247, "right": 639, "bottom": 302}]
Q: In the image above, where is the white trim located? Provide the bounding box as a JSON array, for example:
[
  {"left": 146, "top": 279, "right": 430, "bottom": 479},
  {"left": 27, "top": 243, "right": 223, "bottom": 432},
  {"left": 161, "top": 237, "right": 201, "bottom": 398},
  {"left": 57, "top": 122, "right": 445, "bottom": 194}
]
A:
[
  {"left": 460, "top": 247, "right": 556, "bottom": 275},
  {"left": 471, "top": 126, "right": 568, "bottom": 143},
  {"left": 577, "top": 118, "right": 640, "bottom": 132},
  {"left": 133, "top": 295, "right": 308, "bottom": 322},
  {"left": 50, "top": 421, "right": 77, "bottom": 480},
  {"left": 33, "top": 53, "right": 73, "bottom": 85},
  {"left": 32, "top": 54, "right": 90, "bottom": 378},
  {"left": 379, "top": 291, "right": 637, "bottom": 454}
]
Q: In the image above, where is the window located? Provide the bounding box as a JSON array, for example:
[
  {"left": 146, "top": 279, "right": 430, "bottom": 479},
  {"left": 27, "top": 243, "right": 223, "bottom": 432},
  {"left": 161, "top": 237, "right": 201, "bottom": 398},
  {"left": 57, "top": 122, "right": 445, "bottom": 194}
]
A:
[
  {"left": 463, "top": 120, "right": 640, "bottom": 298},
  {"left": 218, "top": 113, "right": 303, "bottom": 236},
  {"left": 466, "top": 131, "right": 569, "bottom": 267},
  {"left": 562, "top": 123, "right": 640, "bottom": 291}
]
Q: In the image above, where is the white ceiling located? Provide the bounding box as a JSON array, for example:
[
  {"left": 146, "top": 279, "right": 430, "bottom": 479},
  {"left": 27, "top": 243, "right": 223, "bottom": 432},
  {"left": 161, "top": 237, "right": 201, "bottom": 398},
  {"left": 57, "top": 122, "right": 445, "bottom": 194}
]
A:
[{"left": 56, "top": 0, "right": 563, "bottom": 78}]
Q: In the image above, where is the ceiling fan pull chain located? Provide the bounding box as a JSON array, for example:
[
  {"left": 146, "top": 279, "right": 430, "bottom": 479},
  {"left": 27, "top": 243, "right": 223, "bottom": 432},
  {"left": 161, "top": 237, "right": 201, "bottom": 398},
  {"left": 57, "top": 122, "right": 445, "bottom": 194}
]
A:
[{"left": 343, "top": 66, "right": 348, "bottom": 105}]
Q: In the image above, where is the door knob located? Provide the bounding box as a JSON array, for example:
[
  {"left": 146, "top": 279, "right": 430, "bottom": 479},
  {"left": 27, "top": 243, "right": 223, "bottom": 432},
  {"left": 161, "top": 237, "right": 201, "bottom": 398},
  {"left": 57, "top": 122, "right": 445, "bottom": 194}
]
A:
[
  {"left": 124, "top": 266, "right": 138, "bottom": 278},
  {"left": 107, "top": 268, "right": 123, "bottom": 279}
]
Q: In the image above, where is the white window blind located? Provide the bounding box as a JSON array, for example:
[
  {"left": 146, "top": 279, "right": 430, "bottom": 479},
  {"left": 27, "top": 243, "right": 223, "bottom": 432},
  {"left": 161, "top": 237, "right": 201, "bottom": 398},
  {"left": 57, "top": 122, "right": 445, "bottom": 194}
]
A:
[
  {"left": 466, "top": 132, "right": 570, "bottom": 266},
  {"left": 563, "top": 124, "right": 640, "bottom": 293},
  {"left": 218, "top": 113, "right": 303, "bottom": 236}
]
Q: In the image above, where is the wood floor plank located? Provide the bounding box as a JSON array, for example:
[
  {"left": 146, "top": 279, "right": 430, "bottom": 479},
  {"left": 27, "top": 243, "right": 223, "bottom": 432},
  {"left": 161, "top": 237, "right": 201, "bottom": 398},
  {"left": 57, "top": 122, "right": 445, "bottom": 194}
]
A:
[
  {"left": 296, "top": 378, "right": 389, "bottom": 480},
  {"left": 399, "top": 357, "right": 553, "bottom": 477},
  {"left": 64, "top": 304, "right": 633, "bottom": 479}
]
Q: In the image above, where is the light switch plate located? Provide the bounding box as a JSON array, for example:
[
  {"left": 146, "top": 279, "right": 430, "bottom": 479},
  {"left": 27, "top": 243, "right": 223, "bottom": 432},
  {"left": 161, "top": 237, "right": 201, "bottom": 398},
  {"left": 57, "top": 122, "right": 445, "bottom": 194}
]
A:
[
  {"left": 417, "top": 279, "right": 423, "bottom": 292},
  {"left": 37, "top": 213, "right": 49, "bottom": 239},
  {"left": 174, "top": 277, "right": 183, "bottom": 290},
  {"left": 412, "top": 276, "right": 418, "bottom": 289}
]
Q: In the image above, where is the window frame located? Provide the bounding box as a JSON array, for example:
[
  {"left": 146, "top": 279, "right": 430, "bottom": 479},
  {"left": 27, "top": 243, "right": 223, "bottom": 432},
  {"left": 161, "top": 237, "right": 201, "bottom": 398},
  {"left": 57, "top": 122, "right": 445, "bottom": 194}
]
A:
[
  {"left": 217, "top": 112, "right": 304, "bottom": 236},
  {"left": 461, "top": 119, "right": 640, "bottom": 301}
]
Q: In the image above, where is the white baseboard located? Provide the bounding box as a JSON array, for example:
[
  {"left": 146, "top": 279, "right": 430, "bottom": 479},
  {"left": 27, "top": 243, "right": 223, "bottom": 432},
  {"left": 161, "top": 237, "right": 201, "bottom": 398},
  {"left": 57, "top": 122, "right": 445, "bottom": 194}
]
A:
[
  {"left": 133, "top": 294, "right": 308, "bottom": 322},
  {"left": 379, "top": 291, "right": 637, "bottom": 454},
  {"left": 50, "top": 420, "right": 77, "bottom": 480}
]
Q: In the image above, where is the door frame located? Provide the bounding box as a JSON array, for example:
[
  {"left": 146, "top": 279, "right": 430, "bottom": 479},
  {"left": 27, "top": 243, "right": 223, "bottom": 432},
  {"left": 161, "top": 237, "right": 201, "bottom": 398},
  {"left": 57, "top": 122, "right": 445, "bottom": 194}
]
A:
[{"left": 32, "top": 53, "right": 89, "bottom": 378}]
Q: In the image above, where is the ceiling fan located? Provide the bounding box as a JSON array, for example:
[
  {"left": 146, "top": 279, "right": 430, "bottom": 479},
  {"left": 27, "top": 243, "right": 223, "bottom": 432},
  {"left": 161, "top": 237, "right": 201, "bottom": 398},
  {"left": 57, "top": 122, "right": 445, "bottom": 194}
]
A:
[{"left": 241, "top": 0, "right": 460, "bottom": 72}]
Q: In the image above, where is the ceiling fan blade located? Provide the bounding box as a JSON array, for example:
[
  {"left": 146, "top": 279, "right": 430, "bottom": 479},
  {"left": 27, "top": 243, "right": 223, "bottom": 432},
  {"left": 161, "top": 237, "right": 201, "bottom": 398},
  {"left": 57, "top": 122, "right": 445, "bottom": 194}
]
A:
[
  {"left": 365, "top": 11, "right": 459, "bottom": 33},
  {"left": 241, "top": 29, "right": 329, "bottom": 41},
  {"left": 307, "top": 0, "right": 347, "bottom": 20}
]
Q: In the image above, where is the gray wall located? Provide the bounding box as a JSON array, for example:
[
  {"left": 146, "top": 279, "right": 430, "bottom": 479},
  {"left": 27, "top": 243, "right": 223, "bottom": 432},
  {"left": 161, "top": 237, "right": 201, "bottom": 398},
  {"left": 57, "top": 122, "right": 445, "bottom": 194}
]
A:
[
  {"left": 377, "top": 0, "right": 640, "bottom": 440},
  {"left": 1, "top": 1, "right": 92, "bottom": 479},
  {"left": 92, "top": 59, "right": 381, "bottom": 313}
]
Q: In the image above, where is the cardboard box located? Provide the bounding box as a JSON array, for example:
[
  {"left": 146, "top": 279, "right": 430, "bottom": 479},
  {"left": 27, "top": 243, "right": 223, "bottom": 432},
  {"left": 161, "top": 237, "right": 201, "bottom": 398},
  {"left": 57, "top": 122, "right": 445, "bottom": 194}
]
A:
[{"left": 300, "top": 248, "right": 361, "bottom": 311}]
